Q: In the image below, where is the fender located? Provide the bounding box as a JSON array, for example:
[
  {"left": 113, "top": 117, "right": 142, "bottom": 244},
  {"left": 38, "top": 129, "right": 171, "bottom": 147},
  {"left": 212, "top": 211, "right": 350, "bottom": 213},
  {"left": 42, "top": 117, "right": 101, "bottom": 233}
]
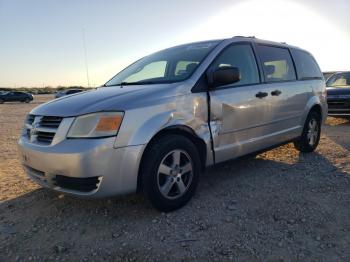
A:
[
  {"left": 113, "top": 93, "right": 214, "bottom": 165},
  {"left": 301, "top": 95, "right": 325, "bottom": 127}
]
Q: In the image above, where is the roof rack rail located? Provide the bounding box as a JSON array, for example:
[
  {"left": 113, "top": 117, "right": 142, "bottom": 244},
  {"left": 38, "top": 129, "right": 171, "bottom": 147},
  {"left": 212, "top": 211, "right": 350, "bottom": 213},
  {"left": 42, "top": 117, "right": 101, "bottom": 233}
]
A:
[{"left": 233, "top": 35, "right": 256, "bottom": 38}]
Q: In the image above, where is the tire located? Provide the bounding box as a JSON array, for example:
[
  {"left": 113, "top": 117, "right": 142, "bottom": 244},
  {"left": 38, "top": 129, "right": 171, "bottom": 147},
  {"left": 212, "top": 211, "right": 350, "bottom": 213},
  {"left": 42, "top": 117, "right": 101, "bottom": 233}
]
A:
[
  {"left": 0, "top": 99, "right": 4, "bottom": 104},
  {"left": 293, "top": 110, "right": 321, "bottom": 152},
  {"left": 25, "top": 98, "right": 30, "bottom": 103},
  {"left": 140, "top": 134, "right": 201, "bottom": 212}
]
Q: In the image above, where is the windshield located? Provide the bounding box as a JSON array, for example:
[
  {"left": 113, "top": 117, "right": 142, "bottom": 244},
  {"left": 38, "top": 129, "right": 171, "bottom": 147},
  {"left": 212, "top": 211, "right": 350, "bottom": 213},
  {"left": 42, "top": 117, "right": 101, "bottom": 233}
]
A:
[
  {"left": 105, "top": 40, "right": 221, "bottom": 86},
  {"left": 326, "top": 72, "right": 350, "bottom": 88}
]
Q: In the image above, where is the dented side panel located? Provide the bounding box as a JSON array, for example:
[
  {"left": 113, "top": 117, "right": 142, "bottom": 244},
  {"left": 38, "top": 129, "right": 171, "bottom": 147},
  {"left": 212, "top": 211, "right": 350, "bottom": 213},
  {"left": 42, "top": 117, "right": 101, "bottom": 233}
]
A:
[
  {"left": 113, "top": 92, "right": 214, "bottom": 166},
  {"left": 209, "top": 84, "right": 277, "bottom": 163}
]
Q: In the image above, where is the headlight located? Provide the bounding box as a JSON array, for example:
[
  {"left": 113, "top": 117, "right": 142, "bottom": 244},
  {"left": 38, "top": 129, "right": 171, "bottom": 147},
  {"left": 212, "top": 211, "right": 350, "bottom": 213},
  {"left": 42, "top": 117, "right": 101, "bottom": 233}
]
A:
[{"left": 67, "top": 112, "right": 124, "bottom": 138}]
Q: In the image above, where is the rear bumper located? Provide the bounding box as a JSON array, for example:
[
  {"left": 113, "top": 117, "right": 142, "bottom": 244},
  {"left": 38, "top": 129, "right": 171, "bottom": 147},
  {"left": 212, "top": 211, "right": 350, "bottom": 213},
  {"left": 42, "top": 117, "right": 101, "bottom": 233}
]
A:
[{"left": 18, "top": 136, "right": 145, "bottom": 197}]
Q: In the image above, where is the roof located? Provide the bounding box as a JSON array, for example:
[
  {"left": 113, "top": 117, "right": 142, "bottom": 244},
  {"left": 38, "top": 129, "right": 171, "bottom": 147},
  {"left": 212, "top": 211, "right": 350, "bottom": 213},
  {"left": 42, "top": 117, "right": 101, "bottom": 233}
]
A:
[{"left": 230, "top": 36, "right": 305, "bottom": 52}]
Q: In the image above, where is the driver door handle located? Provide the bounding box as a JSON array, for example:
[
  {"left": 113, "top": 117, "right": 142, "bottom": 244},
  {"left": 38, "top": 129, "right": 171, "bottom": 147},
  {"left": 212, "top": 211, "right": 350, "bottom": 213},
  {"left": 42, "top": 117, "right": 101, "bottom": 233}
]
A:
[
  {"left": 255, "top": 91, "right": 268, "bottom": 99},
  {"left": 271, "top": 90, "right": 282, "bottom": 96}
]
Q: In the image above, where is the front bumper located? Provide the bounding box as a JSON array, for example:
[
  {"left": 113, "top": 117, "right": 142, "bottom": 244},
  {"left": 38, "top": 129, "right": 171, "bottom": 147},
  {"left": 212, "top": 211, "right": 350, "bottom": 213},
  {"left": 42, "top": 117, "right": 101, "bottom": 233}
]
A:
[{"left": 18, "top": 136, "right": 145, "bottom": 197}]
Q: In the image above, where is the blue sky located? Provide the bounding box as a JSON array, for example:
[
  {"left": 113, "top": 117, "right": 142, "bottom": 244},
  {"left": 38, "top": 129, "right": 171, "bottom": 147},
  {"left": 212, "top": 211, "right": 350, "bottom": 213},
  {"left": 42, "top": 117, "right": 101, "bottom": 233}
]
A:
[{"left": 0, "top": 0, "right": 349, "bottom": 87}]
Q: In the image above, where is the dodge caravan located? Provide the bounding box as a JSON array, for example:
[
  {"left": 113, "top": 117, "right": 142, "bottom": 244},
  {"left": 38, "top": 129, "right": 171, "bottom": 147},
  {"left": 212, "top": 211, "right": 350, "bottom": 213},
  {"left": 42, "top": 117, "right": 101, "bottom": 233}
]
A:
[{"left": 18, "top": 37, "right": 327, "bottom": 211}]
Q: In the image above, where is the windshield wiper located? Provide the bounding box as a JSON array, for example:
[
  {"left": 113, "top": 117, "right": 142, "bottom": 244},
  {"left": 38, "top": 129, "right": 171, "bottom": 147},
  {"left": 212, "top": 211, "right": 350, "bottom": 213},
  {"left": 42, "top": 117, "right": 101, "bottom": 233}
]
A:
[
  {"left": 106, "top": 80, "right": 175, "bottom": 87},
  {"left": 105, "top": 82, "right": 142, "bottom": 87}
]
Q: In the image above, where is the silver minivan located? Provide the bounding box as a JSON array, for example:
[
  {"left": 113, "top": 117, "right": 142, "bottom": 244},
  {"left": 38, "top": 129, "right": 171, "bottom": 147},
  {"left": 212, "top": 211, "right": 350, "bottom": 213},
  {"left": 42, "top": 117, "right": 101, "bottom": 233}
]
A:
[{"left": 18, "top": 37, "right": 327, "bottom": 211}]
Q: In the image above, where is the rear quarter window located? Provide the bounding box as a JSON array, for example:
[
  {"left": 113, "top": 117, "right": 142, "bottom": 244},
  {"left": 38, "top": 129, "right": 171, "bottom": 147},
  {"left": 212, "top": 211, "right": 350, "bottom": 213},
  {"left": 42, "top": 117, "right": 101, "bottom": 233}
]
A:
[{"left": 291, "top": 49, "right": 322, "bottom": 80}]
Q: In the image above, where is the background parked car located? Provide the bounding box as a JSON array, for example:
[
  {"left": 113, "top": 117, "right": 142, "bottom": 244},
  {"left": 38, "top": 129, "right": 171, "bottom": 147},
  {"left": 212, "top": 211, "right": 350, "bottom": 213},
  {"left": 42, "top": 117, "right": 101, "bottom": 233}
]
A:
[
  {"left": 0, "top": 91, "right": 33, "bottom": 104},
  {"left": 55, "top": 89, "right": 84, "bottom": 98},
  {"left": 323, "top": 71, "right": 338, "bottom": 81},
  {"left": 326, "top": 71, "right": 350, "bottom": 118}
]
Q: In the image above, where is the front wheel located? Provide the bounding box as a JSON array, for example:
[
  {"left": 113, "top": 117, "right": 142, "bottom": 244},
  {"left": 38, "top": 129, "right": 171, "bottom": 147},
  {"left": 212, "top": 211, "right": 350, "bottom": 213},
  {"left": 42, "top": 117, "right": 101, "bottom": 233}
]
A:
[
  {"left": 24, "top": 98, "right": 30, "bottom": 103},
  {"left": 294, "top": 110, "right": 321, "bottom": 152},
  {"left": 141, "top": 135, "right": 201, "bottom": 212}
]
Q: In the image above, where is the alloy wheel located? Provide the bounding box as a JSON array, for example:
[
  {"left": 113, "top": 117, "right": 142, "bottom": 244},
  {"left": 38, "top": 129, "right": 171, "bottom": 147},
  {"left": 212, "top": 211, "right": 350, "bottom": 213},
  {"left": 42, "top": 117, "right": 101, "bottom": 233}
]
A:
[
  {"left": 307, "top": 118, "right": 319, "bottom": 146},
  {"left": 157, "top": 149, "right": 193, "bottom": 200}
]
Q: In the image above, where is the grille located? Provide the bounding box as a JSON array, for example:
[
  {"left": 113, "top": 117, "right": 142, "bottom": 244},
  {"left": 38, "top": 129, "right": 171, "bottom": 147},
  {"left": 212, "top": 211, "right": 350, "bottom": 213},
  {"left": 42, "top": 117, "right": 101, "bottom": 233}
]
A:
[
  {"left": 54, "top": 175, "right": 101, "bottom": 192},
  {"left": 25, "top": 115, "right": 63, "bottom": 145},
  {"left": 40, "top": 116, "right": 63, "bottom": 128},
  {"left": 36, "top": 131, "right": 56, "bottom": 143}
]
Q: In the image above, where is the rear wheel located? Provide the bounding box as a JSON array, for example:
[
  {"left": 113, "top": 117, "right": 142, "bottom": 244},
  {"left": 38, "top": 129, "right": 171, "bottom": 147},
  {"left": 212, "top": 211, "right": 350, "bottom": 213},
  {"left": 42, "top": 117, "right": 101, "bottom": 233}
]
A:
[
  {"left": 294, "top": 110, "right": 321, "bottom": 152},
  {"left": 141, "top": 135, "right": 201, "bottom": 212},
  {"left": 0, "top": 99, "right": 4, "bottom": 104}
]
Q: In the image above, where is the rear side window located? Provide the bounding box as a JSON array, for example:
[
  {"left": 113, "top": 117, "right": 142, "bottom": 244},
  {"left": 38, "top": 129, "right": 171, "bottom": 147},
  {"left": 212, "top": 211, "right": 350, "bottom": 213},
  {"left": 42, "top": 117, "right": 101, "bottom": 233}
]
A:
[
  {"left": 212, "top": 44, "right": 260, "bottom": 86},
  {"left": 257, "top": 45, "right": 296, "bottom": 82},
  {"left": 291, "top": 49, "right": 322, "bottom": 80}
]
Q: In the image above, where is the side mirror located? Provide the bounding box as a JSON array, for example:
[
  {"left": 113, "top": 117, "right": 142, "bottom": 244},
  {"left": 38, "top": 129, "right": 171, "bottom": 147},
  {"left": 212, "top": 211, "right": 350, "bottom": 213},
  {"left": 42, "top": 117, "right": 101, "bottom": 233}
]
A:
[{"left": 208, "top": 66, "right": 240, "bottom": 88}]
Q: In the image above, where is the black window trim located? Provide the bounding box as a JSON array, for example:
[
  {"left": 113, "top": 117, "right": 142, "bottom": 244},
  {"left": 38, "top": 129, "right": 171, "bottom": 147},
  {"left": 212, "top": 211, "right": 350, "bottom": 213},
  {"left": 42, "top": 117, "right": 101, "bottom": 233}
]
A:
[{"left": 192, "top": 41, "right": 324, "bottom": 93}]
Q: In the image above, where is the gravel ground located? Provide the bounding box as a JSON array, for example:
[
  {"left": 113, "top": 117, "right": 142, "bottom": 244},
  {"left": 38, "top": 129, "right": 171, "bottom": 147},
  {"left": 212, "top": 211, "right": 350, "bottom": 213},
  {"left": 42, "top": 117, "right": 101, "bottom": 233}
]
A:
[{"left": 0, "top": 95, "right": 349, "bottom": 261}]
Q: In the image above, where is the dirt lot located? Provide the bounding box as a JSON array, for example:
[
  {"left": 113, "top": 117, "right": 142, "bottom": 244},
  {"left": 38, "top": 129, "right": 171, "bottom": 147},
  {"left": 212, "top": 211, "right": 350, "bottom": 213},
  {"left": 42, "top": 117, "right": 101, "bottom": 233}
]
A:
[{"left": 0, "top": 95, "right": 349, "bottom": 261}]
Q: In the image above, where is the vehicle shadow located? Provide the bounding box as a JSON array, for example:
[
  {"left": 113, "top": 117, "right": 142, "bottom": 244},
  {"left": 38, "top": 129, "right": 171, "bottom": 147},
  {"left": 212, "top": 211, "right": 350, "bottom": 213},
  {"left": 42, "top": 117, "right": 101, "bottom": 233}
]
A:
[
  {"left": 0, "top": 146, "right": 348, "bottom": 219},
  {"left": 324, "top": 117, "right": 350, "bottom": 150},
  {"left": 0, "top": 141, "right": 350, "bottom": 256}
]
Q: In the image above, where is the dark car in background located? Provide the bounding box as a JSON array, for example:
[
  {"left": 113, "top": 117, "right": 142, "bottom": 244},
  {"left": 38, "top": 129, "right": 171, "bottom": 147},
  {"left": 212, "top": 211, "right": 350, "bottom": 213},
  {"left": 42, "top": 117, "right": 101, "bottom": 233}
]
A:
[
  {"left": 0, "top": 91, "right": 33, "bottom": 104},
  {"left": 326, "top": 71, "right": 350, "bottom": 118},
  {"left": 55, "top": 89, "right": 84, "bottom": 98},
  {"left": 323, "top": 71, "right": 337, "bottom": 81}
]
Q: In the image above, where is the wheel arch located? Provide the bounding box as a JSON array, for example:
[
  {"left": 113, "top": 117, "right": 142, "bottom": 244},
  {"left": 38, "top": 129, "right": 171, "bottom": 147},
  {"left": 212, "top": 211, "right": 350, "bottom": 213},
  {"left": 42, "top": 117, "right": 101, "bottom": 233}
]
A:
[
  {"left": 309, "top": 104, "right": 322, "bottom": 119},
  {"left": 303, "top": 95, "right": 327, "bottom": 126},
  {"left": 137, "top": 125, "right": 207, "bottom": 192}
]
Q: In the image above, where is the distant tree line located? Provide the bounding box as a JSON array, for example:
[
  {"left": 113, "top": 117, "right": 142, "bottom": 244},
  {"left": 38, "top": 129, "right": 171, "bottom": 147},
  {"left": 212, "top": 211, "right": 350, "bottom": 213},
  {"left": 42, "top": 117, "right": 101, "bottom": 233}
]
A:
[{"left": 0, "top": 86, "right": 94, "bottom": 94}]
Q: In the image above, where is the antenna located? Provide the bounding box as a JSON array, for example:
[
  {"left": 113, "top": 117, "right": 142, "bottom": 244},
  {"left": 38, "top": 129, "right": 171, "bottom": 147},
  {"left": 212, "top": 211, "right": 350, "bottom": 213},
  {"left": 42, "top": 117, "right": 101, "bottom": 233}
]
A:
[{"left": 82, "top": 28, "right": 91, "bottom": 88}]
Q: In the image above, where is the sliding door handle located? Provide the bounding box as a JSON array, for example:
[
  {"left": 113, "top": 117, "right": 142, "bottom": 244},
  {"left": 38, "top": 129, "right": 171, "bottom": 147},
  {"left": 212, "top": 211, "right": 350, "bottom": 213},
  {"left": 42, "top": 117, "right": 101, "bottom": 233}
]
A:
[{"left": 255, "top": 91, "right": 268, "bottom": 98}]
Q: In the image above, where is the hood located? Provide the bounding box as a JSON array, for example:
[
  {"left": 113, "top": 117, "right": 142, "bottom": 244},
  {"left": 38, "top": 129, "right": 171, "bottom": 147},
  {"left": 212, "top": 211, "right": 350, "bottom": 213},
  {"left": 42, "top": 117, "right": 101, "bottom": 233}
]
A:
[
  {"left": 327, "top": 87, "right": 350, "bottom": 96},
  {"left": 31, "top": 83, "right": 188, "bottom": 117}
]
